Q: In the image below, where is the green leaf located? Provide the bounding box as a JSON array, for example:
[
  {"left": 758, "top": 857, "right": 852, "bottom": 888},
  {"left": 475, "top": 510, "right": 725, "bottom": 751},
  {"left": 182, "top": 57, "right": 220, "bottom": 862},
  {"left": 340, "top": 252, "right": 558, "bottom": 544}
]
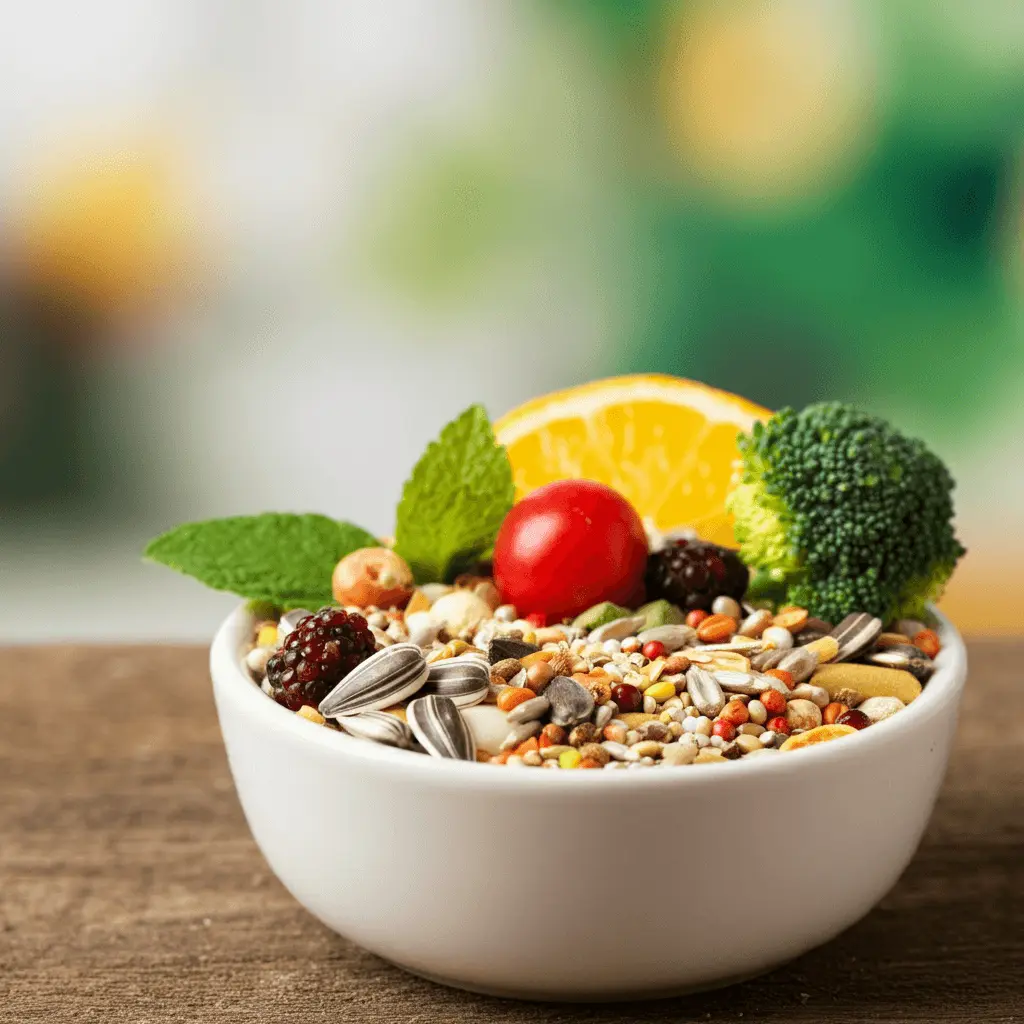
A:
[
  {"left": 394, "top": 404, "right": 514, "bottom": 583},
  {"left": 144, "top": 514, "right": 378, "bottom": 606}
]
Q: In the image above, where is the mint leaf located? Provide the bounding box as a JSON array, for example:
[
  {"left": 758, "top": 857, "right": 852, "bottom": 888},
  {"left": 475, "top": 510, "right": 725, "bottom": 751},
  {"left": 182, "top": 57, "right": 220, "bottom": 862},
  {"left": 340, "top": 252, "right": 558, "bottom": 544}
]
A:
[
  {"left": 144, "top": 514, "right": 378, "bottom": 606},
  {"left": 394, "top": 405, "right": 514, "bottom": 583}
]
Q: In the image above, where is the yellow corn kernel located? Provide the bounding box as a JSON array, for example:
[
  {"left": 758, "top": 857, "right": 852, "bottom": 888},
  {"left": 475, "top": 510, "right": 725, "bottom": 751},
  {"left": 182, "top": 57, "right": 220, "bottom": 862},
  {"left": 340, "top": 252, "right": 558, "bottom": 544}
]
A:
[
  {"left": 256, "top": 624, "right": 279, "bottom": 648},
  {"left": 559, "top": 748, "right": 582, "bottom": 770},
  {"left": 296, "top": 706, "right": 325, "bottom": 725},
  {"left": 643, "top": 681, "right": 676, "bottom": 703}
]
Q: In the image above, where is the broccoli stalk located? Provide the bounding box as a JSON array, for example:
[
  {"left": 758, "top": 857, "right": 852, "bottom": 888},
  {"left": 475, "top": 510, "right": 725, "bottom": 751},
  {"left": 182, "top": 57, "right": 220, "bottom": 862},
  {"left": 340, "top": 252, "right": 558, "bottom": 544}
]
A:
[{"left": 725, "top": 403, "right": 965, "bottom": 623}]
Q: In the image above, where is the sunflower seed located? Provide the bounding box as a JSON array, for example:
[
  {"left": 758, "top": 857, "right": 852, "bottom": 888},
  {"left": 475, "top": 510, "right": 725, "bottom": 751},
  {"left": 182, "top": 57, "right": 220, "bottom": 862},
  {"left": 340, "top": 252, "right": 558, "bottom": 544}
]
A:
[
  {"left": 421, "top": 655, "right": 490, "bottom": 707},
  {"left": 406, "top": 694, "right": 474, "bottom": 760},
  {"left": 714, "top": 670, "right": 763, "bottom": 696},
  {"left": 776, "top": 647, "right": 820, "bottom": 683},
  {"left": 866, "top": 644, "right": 935, "bottom": 681},
  {"left": 500, "top": 719, "right": 543, "bottom": 751},
  {"left": 588, "top": 616, "right": 647, "bottom": 643},
  {"left": 593, "top": 703, "right": 614, "bottom": 731},
  {"left": 686, "top": 667, "right": 725, "bottom": 718},
  {"left": 279, "top": 608, "right": 312, "bottom": 639},
  {"left": 506, "top": 695, "right": 550, "bottom": 724},
  {"left": 545, "top": 676, "right": 595, "bottom": 727},
  {"left": 636, "top": 624, "right": 698, "bottom": 652},
  {"left": 337, "top": 711, "right": 414, "bottom": 748},
  {"left": 687, "top": 637, "right": 762, "bottom": 653},
  {"left": 488, "top": 637, "right": 540, "bottom": 664},
  {"left": 750, "top": 648, "right": 788, "bottom": 673},
  {"left": 831, "top": 613, "right": 884, "bottom": 663},
  {"left": 318, "top": 643, "right": 428, "bottom": 718}
]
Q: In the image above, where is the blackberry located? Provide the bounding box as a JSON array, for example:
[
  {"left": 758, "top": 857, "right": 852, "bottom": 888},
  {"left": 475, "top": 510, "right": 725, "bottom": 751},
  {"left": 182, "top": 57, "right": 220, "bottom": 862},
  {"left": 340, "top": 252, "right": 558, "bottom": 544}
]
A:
[
  {"left": 266, "top": 607, "right": 377, "bottom": 711},
  {"left": 644, "top": 539, "right": 749, "bottom": 613}
]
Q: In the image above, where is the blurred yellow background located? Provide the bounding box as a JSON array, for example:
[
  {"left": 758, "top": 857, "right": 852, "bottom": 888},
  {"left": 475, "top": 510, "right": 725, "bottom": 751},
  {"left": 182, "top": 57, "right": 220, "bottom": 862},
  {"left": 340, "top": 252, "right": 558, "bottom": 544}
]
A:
[{"left": 1, "top": 0, "right": 1021, "bottom": 639}]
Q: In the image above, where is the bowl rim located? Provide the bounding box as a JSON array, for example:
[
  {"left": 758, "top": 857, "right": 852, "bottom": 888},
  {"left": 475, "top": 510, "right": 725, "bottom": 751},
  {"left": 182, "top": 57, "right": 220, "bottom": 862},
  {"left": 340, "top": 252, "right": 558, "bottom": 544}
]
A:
[{"left": 211, "top": 601, "right": 967, "bottom": 789}]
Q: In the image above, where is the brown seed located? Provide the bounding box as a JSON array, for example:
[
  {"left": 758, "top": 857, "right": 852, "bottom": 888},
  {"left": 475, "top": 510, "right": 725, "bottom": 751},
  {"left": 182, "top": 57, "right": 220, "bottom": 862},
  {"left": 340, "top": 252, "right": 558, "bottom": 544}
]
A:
[
  {"left": 490, "top": 658, "right": 523, "bottom": 682},
  {"left": 548, "top": 649, "right": 576, "bottom": 677},
  {"left": 875, "top": 632, "right": 912, "bottom": 649},
  {"left": 696, "top": 614, "right": 737, "bottom": 643},
  {"left": 603, "top": 723, "right": 627, "bottom": 744},
  {"left": 526, "top": 661, "right": 555, "bottom": 692},
  {"left": 578, "top": 742, "right": 611, "bottom": 765},
  {"left": 585, "top": 679, "right": 613, "bottom": 705},
  {"left": 635, "top": 720, "right": 670, "bottom": 742},
  {"left": 568, "top": 723, "right": 599, "bottom": 747},
  {"left": 540, "top": 723, "right": 568, "bottom": 747},
  {"left": 832, "top": 687, "right": 866, "bottom": 708},
  {"left": 663, "top": 653, "right": 691, "bottom": 674}
]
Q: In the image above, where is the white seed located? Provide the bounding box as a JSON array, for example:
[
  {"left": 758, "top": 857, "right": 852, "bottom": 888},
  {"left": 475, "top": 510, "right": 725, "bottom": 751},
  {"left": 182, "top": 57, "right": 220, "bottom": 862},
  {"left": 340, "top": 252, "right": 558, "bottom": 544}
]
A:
[
  {"left": 245, "top": 646, "right": 273, "bottom": 677},
  {"left": 506, "top": 695, "right": 551, "bottom": 724},
  {"left": 601, "top": 741, "right": 639, "bottom": 761},
  {"left": 602, "top": 638, "right": 622, "bottom": 655},
  {"left": 643, "top": 695, "right": 657, "bottom": 714},
  {"left": 747, "top": 699, "right": 767, "bottom": 725},
  {"left": 494, "top": 604, "right": 518, "bottom": 623},
  {"left": 762, "top": 626, "right": 794, "bottom": 650},
  {"left": 788, "top": 683, "right": 830, "bottom": 708},
  {"left": 858, "top": 696, "right": 906, "bottom": 722},
  {"left": 760, "top": 730, "right": 777, "bottom": 746},
  {"left": 711, "top": 596, "right": 742, "bottom": 620}
]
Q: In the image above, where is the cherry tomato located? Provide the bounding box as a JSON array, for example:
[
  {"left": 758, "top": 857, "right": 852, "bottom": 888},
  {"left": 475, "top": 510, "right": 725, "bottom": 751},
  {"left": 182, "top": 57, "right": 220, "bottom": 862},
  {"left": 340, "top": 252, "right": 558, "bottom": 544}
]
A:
[{"left": 493, "top": 480, "right": 648, "bottom": 621}]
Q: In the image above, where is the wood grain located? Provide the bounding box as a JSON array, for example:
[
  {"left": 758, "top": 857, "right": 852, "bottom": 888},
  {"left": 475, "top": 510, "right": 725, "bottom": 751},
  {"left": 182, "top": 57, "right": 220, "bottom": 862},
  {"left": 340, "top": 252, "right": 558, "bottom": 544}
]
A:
[{"left": 2, "top": 642, "right": 1021, "bottom": 1023}]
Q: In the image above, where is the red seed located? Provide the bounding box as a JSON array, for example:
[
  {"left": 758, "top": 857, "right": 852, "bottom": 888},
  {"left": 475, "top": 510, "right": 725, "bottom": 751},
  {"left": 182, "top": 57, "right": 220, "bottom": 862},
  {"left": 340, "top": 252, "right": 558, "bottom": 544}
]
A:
[
  {"left": 760, "top": 689, "right": 787, "bottom": 716},
  {"left": 766, "top": 715, "right": 792, "bottom": 736},
  {"left": 641, "top": 640, "right": 666, "bottom": 661},
  {"left": 836, "top": 709, "right": 871, "bottom": 730},
  {"left": 686, "top": 609, "right": 709, "bottom": 628},
  {"left": 712, "top": 719, "right": 736, "bottom": 741},
  {"left": 913, "top": 629, "right": 941, "bottom": 659},
  {"left": 526, "top": 611, "right": 548, "bottom": 629},
  {"left": 611, "top": 682, "right": 642, "bottom": 714},
  {"left": 718, "top": 700, "right": 749, "bottom": 726}
]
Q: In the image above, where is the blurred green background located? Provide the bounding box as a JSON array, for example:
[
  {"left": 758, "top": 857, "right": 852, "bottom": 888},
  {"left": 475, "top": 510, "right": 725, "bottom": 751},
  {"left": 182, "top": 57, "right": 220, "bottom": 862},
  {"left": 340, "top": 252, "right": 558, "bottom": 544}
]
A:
[{"left": 0, "top": 0, "right": 1021, "bottom": 638}]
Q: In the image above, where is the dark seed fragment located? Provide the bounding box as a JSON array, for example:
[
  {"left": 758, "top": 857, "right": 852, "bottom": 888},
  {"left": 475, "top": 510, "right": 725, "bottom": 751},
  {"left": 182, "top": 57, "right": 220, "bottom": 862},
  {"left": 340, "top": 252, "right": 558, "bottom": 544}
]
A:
[{"left": 488, "top": 637, "right": 540, "bottom": 664}]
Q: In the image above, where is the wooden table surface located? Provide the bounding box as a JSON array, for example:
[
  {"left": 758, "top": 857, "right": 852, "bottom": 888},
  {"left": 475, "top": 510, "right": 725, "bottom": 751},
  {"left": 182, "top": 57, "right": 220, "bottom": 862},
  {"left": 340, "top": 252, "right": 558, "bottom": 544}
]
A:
[{"left": 2, "top": 641, "right": 1022, "bottom": 1023}]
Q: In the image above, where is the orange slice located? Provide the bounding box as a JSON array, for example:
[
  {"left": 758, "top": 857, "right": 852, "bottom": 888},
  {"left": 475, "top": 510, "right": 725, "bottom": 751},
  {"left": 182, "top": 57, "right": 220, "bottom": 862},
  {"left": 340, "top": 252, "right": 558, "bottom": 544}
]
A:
[{"left": 494, "top": 375, "right": 771, "bottom": 547}]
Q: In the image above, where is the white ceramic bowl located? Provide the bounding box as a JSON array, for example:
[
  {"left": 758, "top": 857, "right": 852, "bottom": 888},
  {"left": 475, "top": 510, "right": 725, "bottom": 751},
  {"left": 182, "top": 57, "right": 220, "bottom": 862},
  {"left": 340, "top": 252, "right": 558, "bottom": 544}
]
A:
[{"left": 210, "top": 604, "right": 966, "bottom": 1001}]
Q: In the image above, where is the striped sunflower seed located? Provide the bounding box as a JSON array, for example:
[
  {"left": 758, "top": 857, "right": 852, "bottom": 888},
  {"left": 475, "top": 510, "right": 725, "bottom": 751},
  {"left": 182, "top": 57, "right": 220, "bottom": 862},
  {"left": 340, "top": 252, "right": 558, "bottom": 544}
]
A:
[
  {"left": 420, "top": 655, "right": 490, "bottom": 708},
  {"left": 830, "top": 613, "right": 883, "bottom": 663},
  {"left": 406, "top": 694, "right": 474, "bottom": 760},
  {"left": 318, "top": 643, "right": 428, "bottom": 719},
  {"left": 337, "top": 711, "right": 413, "bottom": 748}
]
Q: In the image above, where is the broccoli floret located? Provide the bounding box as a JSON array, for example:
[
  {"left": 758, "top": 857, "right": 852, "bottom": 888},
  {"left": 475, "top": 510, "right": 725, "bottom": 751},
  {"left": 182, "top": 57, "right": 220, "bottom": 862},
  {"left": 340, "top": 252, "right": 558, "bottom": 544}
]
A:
[{"left": 725, "top": 402, "right": 965, "bottom": 623}]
